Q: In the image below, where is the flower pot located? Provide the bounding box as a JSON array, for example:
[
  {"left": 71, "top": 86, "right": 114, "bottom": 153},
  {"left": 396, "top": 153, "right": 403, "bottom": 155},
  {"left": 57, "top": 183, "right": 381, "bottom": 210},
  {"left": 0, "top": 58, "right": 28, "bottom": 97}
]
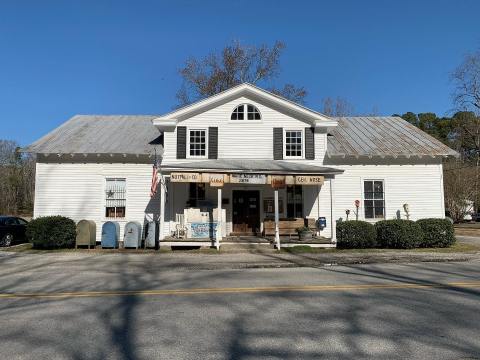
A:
[{"left": 298, "top": 231, "right": 313, "bottom": 241}]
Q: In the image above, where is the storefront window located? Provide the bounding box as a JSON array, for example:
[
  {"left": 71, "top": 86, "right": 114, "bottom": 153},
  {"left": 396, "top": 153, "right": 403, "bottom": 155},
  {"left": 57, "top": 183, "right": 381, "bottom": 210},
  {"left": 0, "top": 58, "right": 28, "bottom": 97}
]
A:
[
  {"left": 188, "top": 183, "right": 205, "bottom": 207},
  {"left": 286, "top": 185, "right": 303, "bottom": 218}
]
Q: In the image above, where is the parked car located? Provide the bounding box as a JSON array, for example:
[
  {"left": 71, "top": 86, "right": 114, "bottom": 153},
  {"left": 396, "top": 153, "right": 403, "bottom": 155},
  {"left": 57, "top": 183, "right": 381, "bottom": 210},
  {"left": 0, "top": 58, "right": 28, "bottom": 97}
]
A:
[{"left": 0, "top": 216, "right": 29, "bottom": 246}]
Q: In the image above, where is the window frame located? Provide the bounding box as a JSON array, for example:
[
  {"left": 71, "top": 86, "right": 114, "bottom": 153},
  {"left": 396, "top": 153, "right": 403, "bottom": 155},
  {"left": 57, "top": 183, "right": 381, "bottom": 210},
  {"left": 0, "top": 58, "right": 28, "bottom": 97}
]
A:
[
  {"left": 283, "top": 128, "right": 305, "bottom": 159},
  {"left": 187, "top": 128, "right": 208, "bottom": 159},
  {"left": 104, "top": 177, "right": 127, "bottom": 219},
  {"left": 229, "top": 104, "right": 262, "bottom": 122},
  {"left": 286, "top": 185, "right": 303, "bottom": 218},
  {"left": 363, "top": 179, "right": 385, "bottom": 220}
]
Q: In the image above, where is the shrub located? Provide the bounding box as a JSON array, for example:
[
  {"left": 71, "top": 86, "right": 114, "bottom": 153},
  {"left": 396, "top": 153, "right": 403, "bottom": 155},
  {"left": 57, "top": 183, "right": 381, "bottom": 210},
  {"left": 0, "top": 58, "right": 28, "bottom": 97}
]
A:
[
  {"left": 375, "top": 219, "right": 423, "bottom": 249},
  {"left": 336, "top": 221, "right": 376, "bottom": 249},
  {"left": 26, "top": 216, "right": 76, "bottom": 249},
  {"left": 417, "top": 218, "right": 456, "bottom": 248}
]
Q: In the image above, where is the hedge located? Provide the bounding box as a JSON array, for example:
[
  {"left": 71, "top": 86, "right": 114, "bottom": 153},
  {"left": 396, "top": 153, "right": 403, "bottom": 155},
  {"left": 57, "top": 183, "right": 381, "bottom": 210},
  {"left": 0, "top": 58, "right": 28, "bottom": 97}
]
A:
[
  {"left": 26, "top": 216, "right": 76, "bottom": 249},
  {"left": 336, "top": 221, "right": 376, "bottom": 249},
  {"left": 417, "top": 218, "right": 455, "bottom": 248},
  {"left": 375, "top": 219, "right": 423, "bottom": 249}
]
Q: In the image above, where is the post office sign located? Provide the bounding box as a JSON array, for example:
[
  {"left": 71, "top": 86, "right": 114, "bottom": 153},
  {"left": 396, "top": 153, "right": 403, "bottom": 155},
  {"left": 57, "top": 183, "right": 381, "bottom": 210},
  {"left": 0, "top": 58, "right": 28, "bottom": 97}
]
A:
[{"left": 229, "top": 174, "right": 267, "bottom": 184}]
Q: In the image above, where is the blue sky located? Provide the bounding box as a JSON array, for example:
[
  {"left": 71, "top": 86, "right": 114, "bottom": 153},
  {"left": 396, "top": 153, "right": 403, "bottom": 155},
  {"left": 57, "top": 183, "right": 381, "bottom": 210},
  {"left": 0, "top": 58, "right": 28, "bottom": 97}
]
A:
[{"left": 1, "top": 0, "right": 479, "bottom": 145}]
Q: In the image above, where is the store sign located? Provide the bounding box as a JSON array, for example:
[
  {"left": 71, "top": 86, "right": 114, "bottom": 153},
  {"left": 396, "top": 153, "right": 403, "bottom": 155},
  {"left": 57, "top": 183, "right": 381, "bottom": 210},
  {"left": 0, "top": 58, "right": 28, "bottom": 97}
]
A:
[
  {"left": 170, "top": 172, "right": 201, "bottom": 183},
  {"left": 270, "top": 175, "right": 286, "bottom": 189},
  {"left": 229, "top": 174, "right": 267, "bottom": 184},
  {"left": 205, "top": 173, "right": 225, "bottom": 187},
  {"left": 190, "top": 222, "right": 217, "bottom": 238},
  {"left": 295, "top": 175, "right": 324, "bottom": 185}
]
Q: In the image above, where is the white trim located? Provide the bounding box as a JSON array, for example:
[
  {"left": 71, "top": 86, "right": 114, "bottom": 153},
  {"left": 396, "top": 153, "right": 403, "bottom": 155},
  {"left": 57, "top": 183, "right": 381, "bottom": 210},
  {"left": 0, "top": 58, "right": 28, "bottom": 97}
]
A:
[
  {"left": 228, "top": 103, "right": 263, "bottom": 123},
  {"left": 362, "top": 178, "right": 386, "bottom": 221},
  {"left": 152, "top": 83, "right": 337, "bottom": 128},
  {"left": 283, "top": 128, "right": 305, "bottom": 160},
  {"left": 103, "top": 177, "right": 127, "bottom": 221},
  {"left": 186, "top": 128, "right": 208, "bottom": 159}
]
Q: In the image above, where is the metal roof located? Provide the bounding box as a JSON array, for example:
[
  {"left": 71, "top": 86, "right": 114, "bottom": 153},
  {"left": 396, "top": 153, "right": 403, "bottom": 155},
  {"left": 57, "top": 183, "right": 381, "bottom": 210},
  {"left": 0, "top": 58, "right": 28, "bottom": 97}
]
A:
[
  {"left": 23, "top": 115, "right": 162, "bottom": 155},
  {"left": 23, "top": 114, "right": 457, "bottom": 158},
  {"left": 327, "top": 116, "right": 458, "bottom": 158},
  {"left": 161, "top": 159, "right": 343, "bottom": 175}
]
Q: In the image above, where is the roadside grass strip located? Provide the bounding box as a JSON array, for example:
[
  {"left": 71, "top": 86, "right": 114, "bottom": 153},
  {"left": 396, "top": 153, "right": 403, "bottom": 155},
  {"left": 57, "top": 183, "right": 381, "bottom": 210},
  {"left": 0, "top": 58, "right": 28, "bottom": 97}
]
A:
[{"left": 1, "top": 281, "right": 480, "bottom": 299}]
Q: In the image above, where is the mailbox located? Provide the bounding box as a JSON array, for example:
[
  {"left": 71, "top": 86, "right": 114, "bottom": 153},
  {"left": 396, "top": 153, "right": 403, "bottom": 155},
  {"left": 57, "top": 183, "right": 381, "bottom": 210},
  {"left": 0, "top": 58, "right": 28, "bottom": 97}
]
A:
[
  {"left": 144, "top": 221, "right": 157, "bottom": 248},
  {"left": 76, "top": 220, "right": 96, "bottom": 249},
  {"left": 124, "top": 221, "right": 142, "bottom": 249},
  {"left": 101, "top": 221, "right": 120, "bottom": 248},
  {"left": 316, "top": 217, "right": 327, "bottom": 230}
]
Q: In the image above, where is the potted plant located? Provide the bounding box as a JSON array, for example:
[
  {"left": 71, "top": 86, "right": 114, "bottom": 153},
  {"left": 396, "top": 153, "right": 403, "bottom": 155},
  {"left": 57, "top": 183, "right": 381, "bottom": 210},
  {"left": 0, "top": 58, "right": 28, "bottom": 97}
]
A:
[{"left": 296, "top": 226, "right": 313, "bottom": 241}]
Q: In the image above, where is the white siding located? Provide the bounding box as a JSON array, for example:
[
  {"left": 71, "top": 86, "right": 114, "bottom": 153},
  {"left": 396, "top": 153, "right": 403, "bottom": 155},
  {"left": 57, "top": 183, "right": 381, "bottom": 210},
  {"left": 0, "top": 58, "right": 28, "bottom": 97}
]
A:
[
  {"left": 34, "top": 162, "right": 166, "bottom": 241},
  {"left": 163, "top": 96, "right": 327, "bottom": 164}
]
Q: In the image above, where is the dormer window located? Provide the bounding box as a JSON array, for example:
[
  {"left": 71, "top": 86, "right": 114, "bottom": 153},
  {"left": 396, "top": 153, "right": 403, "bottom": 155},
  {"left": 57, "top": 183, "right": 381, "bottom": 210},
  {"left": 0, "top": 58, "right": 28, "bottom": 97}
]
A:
[{"left": 231, "top": 104, "right": 261, "bottom": 120}]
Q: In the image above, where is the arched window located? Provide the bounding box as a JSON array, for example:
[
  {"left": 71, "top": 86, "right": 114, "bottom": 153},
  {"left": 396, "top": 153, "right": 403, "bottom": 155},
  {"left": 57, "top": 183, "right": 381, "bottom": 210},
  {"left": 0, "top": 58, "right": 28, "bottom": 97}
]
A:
[{"left": 231, "top": 104, "right": 261, "bottom": 120}]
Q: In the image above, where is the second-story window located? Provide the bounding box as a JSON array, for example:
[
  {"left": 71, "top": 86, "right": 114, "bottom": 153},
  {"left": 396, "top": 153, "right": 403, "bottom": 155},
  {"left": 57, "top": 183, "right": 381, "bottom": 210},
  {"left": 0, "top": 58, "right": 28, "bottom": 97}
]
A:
[
  {"left": 284, "top": 130, "right": 303, "bottom": 158},
  {"left": 188, "top": 129, "right": 207, "bottom": 158},
  {"left": 231, "top": 104, "right": 261, "bottom": 120}
]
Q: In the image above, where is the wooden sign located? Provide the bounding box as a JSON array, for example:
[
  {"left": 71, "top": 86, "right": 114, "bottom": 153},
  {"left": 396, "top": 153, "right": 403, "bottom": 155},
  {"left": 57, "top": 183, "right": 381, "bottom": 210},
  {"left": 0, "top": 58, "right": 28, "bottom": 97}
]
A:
[
  {"left": 230, "top": 174, "right": 267, "bottom": 184},
  {"left": 170, "top": 172, "right": 201, "bottom": 183},
  {"left": 295, "top": 175, "right": 324, "bottom": 185},
  {"left": 270, "top": 175, "right": 286, "bottom": 189},
  {"left": 202, "top": 173, "right": 225, "bottom": 187}
]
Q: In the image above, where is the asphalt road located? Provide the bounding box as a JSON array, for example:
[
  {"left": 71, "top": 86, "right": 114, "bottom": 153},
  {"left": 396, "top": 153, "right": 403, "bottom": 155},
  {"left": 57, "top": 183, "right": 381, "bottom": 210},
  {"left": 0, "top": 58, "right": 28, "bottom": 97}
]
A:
[{"left": 0, "top": 253, "right": 479, "bottom": 360}]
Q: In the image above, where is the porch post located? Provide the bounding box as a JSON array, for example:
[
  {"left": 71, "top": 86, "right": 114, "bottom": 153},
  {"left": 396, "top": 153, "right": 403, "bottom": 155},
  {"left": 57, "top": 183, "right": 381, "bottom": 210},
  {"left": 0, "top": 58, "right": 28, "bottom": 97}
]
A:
[
  {"left": 215, "top": 187, "right": 222, "bottom": 250},
  {"left": 159, "top": 175, "right": 166, "bottom": 241},
  {"left": 329, "top": 177, "right": 336, "bottom": 243},
  {"left": 274, "top": 189, "right": 281, "bottom": 250}
]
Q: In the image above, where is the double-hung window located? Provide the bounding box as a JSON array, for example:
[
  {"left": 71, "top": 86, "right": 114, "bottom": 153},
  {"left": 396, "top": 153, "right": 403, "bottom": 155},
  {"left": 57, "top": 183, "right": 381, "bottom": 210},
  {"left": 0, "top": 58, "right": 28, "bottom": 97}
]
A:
[
  {"left": 188, "top": 183, "right": 206, "bottom": 207},
  {"left": 105, "top": 178, "right": 126, "bottom": 218},
  {"left": 284, "top": 130, "right": 303, "bottom": 158},
  {"left": 364, "top": 180, "right": 385, "bottom": 219},
  {"left": 188, "top": 129, "right": 207, "bottom": 158}
]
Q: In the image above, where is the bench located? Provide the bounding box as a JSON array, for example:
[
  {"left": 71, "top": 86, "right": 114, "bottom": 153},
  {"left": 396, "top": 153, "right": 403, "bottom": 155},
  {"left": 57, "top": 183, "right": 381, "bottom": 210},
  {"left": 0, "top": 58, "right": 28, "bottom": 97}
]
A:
[{"left": 263, "top": 218, "right": 316, "bottom": 237}]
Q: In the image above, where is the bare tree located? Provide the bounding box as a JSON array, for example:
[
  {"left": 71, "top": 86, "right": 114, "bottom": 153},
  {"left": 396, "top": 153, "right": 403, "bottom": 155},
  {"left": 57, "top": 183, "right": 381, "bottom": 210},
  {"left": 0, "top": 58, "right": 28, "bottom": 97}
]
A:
[
  {"left": 176, "top": 40, "right": 307, "bottom": 106},
  {"left": 451, "top": 50, "right": 480, "bottom": 114},
  {"left": 321, "top": 96, "right": 355, "bottom": 117},
  {"left": 443, "top": 159, "right": 476, "bottom": 222},
  {"left": 0, "top": 140, "right": 35, "bottom": 215}
]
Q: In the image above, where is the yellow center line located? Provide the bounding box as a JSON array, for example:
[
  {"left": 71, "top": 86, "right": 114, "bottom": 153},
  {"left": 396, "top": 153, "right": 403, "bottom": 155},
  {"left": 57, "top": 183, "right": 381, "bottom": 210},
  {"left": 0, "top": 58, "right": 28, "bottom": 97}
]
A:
[{"left": 0, "top": 281, "right": 480, "bottom": 299}]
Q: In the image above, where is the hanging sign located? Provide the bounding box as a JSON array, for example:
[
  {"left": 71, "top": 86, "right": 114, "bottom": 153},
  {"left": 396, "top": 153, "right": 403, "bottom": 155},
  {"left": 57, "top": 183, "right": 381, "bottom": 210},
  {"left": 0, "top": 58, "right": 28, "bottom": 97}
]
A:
[
  {"left": 170, "top": 172, "right": 201, "bottom": 183},
  {"left": 270, "top": 175, "right": 286, "bottom": 189},
  {"left": 202, "top": 173, "right": 225, "bottom": 187},
  {"left": 229, "top": 174, "right": 267, "bottom": 184},
  {"left": 295, "top": 175, "right": 324, "bottom": 185}
]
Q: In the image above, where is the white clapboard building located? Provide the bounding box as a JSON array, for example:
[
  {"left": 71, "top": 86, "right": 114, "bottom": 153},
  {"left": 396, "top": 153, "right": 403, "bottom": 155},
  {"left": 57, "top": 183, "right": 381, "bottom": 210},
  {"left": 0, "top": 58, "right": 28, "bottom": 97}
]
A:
[{"left": 24, "top": 83, "right": 457, "bottom": 248}]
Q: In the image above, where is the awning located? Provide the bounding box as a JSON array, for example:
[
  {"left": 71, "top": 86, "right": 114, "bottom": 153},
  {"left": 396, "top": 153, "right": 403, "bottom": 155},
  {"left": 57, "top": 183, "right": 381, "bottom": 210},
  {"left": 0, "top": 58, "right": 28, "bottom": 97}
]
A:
[{"left": 160, "top": 159, "right": 343, "bottom": 175}]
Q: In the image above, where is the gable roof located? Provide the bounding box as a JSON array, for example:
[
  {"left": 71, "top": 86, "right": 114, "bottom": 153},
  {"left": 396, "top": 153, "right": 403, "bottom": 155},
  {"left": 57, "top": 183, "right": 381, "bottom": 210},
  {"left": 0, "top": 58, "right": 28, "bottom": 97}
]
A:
[
  {"left": 23, "top": 114, "right": 457, "bottom": 159},
  {"left": 152, "top": 83, "right": 337, "bottom": 128},
  {"left": 327, "top": 116, "right": 458, "bottom": 158}
]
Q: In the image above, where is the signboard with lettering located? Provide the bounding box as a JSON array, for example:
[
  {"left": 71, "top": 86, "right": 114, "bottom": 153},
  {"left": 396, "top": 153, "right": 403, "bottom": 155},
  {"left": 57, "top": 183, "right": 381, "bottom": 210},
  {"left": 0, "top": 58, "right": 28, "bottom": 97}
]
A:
[
  {"left": 208, "top": 174, "right": 225, "bottom": 187},
  {"left": 229, "top": 174, "right": 267, "bottom": 184},
  {"left": 295, "top": 175, "right": 324, "bottom": 185},
  {"left": 190, "top": 222, "right": 217, "bottom": 239},
  {"left": 270, "top": 175, "right": 286, "bottom": 189},
  {"left": 170, "top": 172, "right": 201, "bottom": 183}
]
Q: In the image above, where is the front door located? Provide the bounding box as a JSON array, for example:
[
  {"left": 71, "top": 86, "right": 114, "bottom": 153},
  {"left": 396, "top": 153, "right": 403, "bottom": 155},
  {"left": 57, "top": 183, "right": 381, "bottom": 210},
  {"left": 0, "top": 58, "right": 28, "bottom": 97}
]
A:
[{"left": 232, "top": 190, "right": 260, "bottom": 235}]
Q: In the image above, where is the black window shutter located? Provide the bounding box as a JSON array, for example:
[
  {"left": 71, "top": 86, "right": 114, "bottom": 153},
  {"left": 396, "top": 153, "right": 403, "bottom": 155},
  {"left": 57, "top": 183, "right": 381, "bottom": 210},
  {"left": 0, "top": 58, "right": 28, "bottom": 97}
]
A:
[
  {"left": 177, "top": 126, "right": 186, "bottom": 159},
  {"left": 208, "top": 127, "right": 218, "bottom": 159},
  {"left": 305, "top": 127, "right": 315, "bottom": 160},
  {"left": 273, "top": 127, "right": 283, "bottom": 160}
]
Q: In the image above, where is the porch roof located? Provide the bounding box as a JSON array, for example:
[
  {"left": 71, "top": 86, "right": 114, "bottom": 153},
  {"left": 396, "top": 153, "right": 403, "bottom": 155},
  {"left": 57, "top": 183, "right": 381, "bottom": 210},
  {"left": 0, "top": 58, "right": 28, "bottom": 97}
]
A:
[{"left": 160, "top": 159, "right": 343, "bottom": 175}]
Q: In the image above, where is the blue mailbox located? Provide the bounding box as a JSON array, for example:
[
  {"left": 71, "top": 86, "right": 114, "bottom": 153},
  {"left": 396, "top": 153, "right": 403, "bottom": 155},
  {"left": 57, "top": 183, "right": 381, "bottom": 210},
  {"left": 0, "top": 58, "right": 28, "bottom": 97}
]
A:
[
  {"left": 124, "top": 221, "right": 142, "bottom": 249},
  {"left": 101, "top": 221, "right": 120, "bottom": 248},
  {"left": 316, "top": 217, "right": 327, "bottom": 230}
]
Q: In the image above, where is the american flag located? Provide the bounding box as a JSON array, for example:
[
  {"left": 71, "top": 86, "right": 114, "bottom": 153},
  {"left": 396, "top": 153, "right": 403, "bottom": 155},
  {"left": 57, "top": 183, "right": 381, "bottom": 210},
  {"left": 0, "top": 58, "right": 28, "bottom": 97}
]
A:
[{"left": 150, "top": 161, "right": 159, "bottom": 198}]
